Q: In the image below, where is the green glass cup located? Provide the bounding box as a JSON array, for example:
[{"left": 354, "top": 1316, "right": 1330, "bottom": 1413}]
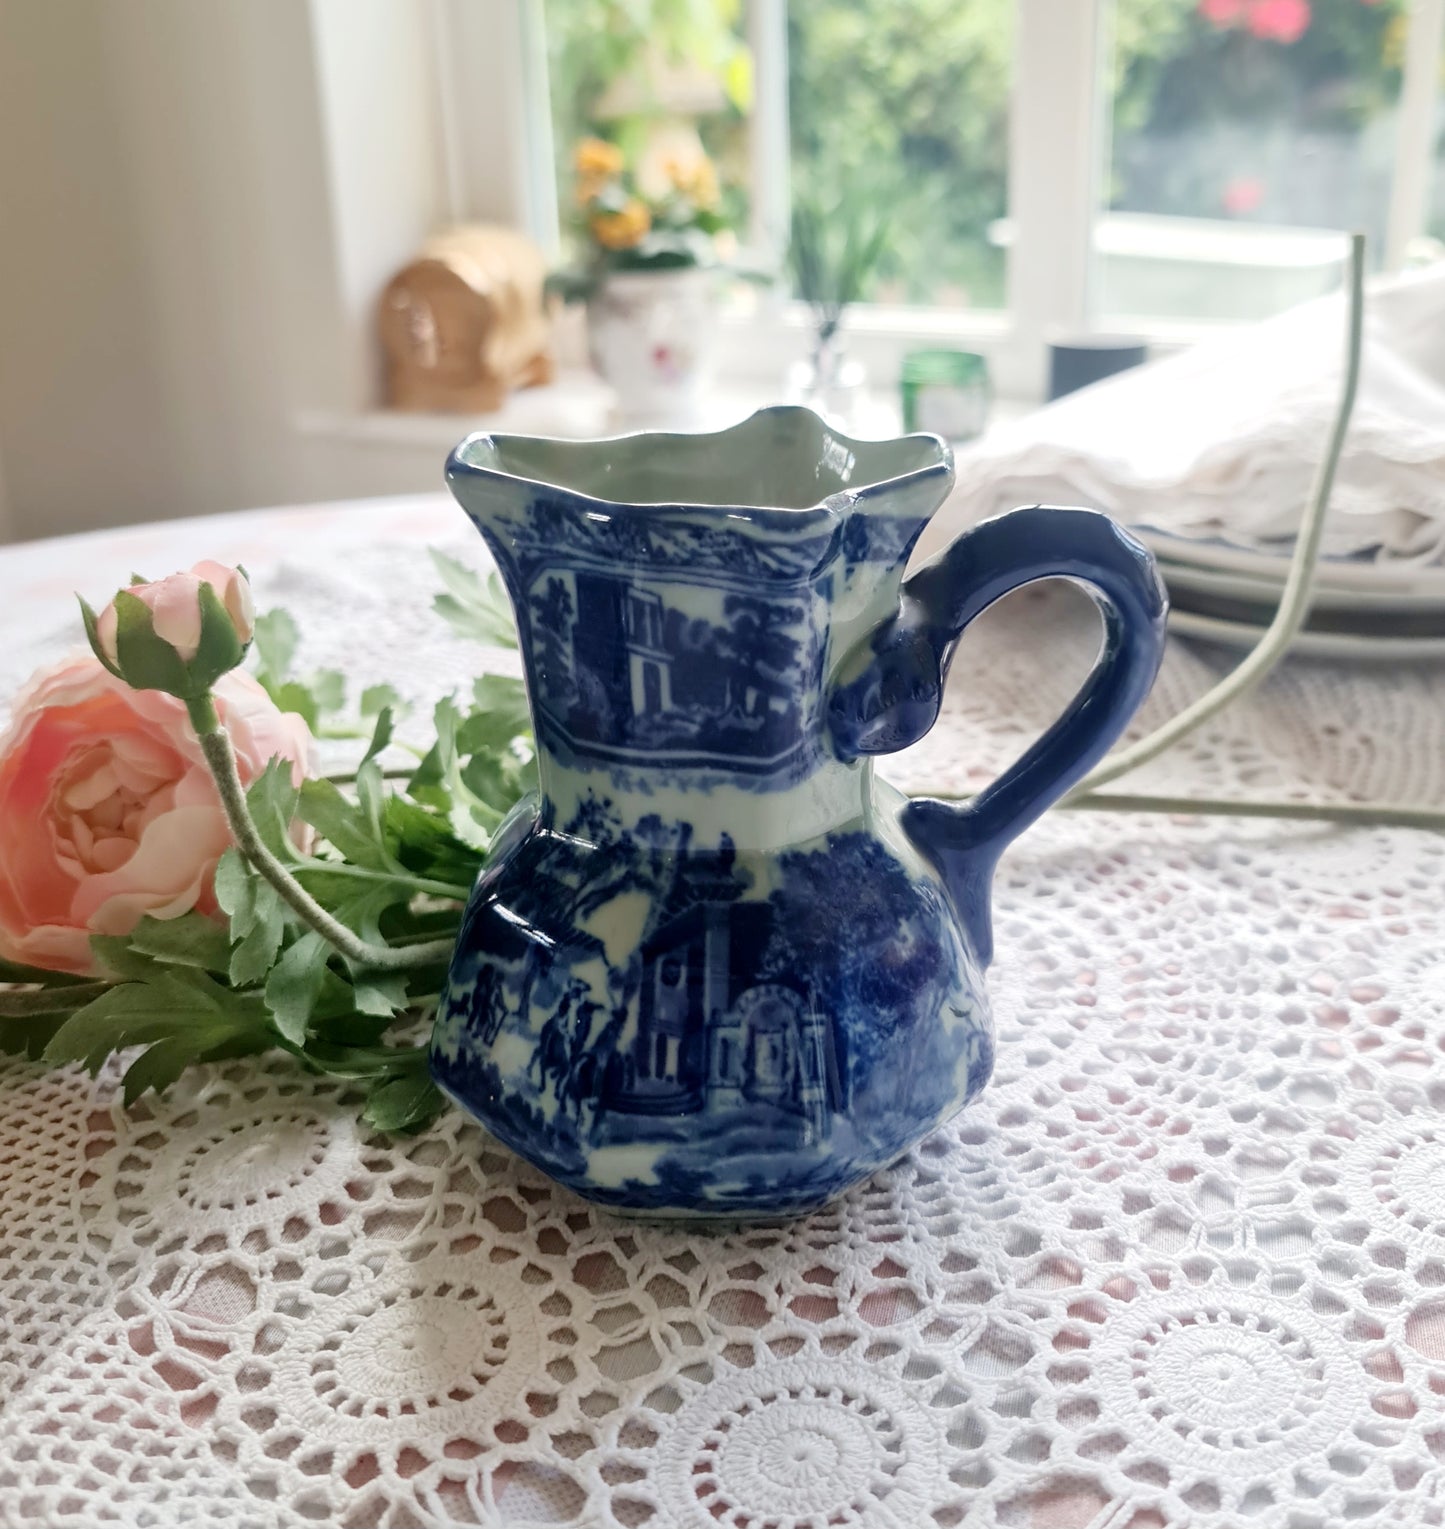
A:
[{"left": 900, "top": 348, "right": 992, "bottom": 442}]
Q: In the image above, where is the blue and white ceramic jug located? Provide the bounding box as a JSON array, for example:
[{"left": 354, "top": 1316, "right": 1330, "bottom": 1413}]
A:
[{"left": 432, "top": 407, "right": 1166, "bottom": 1219}]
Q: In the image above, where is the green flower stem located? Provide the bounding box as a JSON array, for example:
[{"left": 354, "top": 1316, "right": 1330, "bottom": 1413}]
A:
[
  {"left": 1072, "top": 231, "right": 1367, "bottom": 799},
  {"left": 294, "top": 861, "right": 474, "bottom": 903},
  {"left": 1064, "top": 792, "right": 1445, "bottom": 832},
  {"left": 0, "top": 981, "right": 111, "bottom": 1017},
  {"left": 927, "top": 788, "right": 1445, "bottom": 831},
  {"left": 302, "top": 1041, "right": 430, "bottom": 1079},
  {"left": 324, "top": 768, "right": 417, "bottom": 786},
  {"left": 189, "top": 695, "right": 455, "bottom": 973}
]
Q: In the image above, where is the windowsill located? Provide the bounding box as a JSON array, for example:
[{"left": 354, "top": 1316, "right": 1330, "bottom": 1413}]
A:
[
  {"left": 294, "top": 365, "right": 915, "bottom": 448},
  {"left": 294, "top": 300, "right": 1218, "bottom": 454},
  {"left": 295, "top": 371, "right": 622, "bottom": 448}
]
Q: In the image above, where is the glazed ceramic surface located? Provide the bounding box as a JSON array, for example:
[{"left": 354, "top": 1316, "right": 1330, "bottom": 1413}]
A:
[{"left": 432, "top": 406, "right": 1167, "bottom": 1218}]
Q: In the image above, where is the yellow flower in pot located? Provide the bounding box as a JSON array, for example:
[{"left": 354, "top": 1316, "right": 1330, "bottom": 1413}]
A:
[
  {"left": 590, "top": 199, "right": 652, "bottom": 251},
  {"left": 574, "top": 136, "right": 624, "bottom": 180}
]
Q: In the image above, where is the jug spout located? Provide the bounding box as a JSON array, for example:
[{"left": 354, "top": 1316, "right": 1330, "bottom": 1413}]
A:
[{"left": 828, "top": 456, "right": 958, "bottom": 648}]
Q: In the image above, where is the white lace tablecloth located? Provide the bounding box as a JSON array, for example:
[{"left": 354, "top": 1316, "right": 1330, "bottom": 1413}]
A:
[{"left": 4, "top": 495, "right": 1445, "bottom": 1529}]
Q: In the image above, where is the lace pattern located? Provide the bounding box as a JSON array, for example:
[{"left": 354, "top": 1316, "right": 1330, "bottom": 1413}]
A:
[{"left": 3, "top": 500, "right": 1445, "bottom": 1526}]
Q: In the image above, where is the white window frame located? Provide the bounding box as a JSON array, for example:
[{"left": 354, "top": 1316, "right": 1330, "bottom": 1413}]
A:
[{"left": 438, "top": 0, "right": 1445, "bottom": 403}]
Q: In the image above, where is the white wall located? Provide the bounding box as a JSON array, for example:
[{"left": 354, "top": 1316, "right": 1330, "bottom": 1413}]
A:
[
  {"left": 0, "top": 0, "right": 187, "bottom": 540},
  {"left": 0, "top": 0, "right": 510, "bottom": 543}
]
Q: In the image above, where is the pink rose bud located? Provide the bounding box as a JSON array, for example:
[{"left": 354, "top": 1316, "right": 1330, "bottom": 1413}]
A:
[
  {"left": 95, "top": 561, "right": 253, "bottom": 666},
  {"left": 84, "top": 561, "right": 255, "bottom": 699}
]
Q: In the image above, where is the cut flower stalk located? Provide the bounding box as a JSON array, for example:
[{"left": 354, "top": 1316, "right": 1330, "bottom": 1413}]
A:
[{"left": 187, "top": 694, "right": 457, "bottom": 974}]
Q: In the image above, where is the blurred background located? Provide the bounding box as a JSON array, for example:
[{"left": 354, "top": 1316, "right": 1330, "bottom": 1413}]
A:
[{"left": 1, "top": 0, "right": 1439, "bottom": 541}]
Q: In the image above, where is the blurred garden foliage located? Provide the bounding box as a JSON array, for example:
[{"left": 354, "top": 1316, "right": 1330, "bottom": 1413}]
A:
[{"left": 545, "top": 0, "right": 1407, "bottom": 308}]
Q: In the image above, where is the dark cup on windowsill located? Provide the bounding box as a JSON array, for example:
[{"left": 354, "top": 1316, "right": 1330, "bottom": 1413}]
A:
[{"left": 1047, "top": 334, "right": 1149, "bottom": 401}]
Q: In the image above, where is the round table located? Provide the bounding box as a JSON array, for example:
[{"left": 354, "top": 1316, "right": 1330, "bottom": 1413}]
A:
[{"left": 3, "top": 495, "right": 1445, "bottom": 1528}]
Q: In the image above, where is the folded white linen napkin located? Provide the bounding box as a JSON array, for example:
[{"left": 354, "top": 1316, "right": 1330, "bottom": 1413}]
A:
[{"left": 950, "top": 261, "right": 1445, "bottom": 564}]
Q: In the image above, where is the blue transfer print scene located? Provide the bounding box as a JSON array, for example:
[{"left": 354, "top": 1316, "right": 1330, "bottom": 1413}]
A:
[
  {"left": 485, "top": 493, "right": 929, "bottom": 794},
  {"left": 431, "top": 796, "right": 996, "bottom": 1217},
  {"left": 528, "top": 567, "right": 822, "bottom": 783}
]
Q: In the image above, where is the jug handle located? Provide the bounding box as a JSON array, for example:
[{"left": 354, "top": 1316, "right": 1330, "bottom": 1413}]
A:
[{"left": 828, "top": 505, "right": 1168, "bottom": 967}]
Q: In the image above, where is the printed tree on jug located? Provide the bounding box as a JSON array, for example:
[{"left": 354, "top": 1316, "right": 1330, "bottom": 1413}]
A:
[{"left": 529, "top": 576, "right": 577, "bottom": 708}]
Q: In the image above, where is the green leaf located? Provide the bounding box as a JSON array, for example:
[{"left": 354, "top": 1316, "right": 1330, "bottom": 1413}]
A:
[
  {"left": 91, "top": 936, "right": 164, "bottom": 982},
  {"left": 351, "top": 972, "right": 408, "bottom": 1018},
  {"left": 407, "top": 739, "right": 448, "bottom": 812},
  {"left": 312, "top": 1010, "right": 394, "bottom": 1048},
  {"left": 190, "top": 579, "right": 248, "bottom": 690},
  {"left": 460, "top": 754, "right": 520, "bottom": 821},
  {"left": 308, "top": 968, "right": 367, "bottom": 1024},
  {"left": 360, "top": 683, "right": 400, "bottom": 716},
  {"left": 112, "top": 589, "right": 193, "bottom": 696},
  {"left": 77, "top": 596, "right": 123, "bottom": 678},
  {"left": 128, "top": 912, "right": 231, "bottom": 973},
  {"left": 312, "top": 669, "right": 346, "bottom": 713},
  {"left": 121, "top": 1036, "right": 199, "bottom": 1105},
  {"left": 377, "top": 900, "right": 467, "bottom": 947},
  {"left": 301, "top": 1040, "right": 416, "bottom": 1078},
  {"left": 214, "top": 847, "right": 254, "bottom": 924},
  {"left": 432, "top": 594, "right": 494, "bottom": 647},
  {"left": 264, "top": 679, "right": 319, "bottom": 730},
  {"left": 364, "top": 1073, "right": 444, "bottom": 1132},
  {"left": 263, "top": 932, "right": 330, "bottom": 1046},
  {"left": 431, "top": 548, "right": 484, "bottom": 605},
  {"left": 330, "top": 885, "right": 404, "bottom": 948},
  {"left": 383, "top": 793, "right": 484, "bottom": 887},
  {"left": 354, "top": 760, "right": 388, "bottom": 846},
  {"left": 360, "top": 706, "right": 394, "bottom": 768},
  {"left": 298, "top": 777, "right": 395, "bottom": 872},
  {"left": 228, "top": 880, "right": 287, "bottom": 988},
  {"left": 413, "top": 696, "right": 499, "bottom": 850},
  {"left": 470, "top": 675, "right": 526, "bottom": 715},
  {"left": 252, "top": 609, "right": 298, "bottom": 682},
  {"left": 0, "top": 1012, "right": 71, "bottom": 1062},
  {"left": 44, "top": 970, "right": 268, "bottom": 1076},
  {"left": 247, "top": 758, "right": 301, "bottom": 861},
  {"left": 461, "top": 675, "right": 532, "bottom": 751},
  {"left": 430, "top": 552, "right": 518, "bottom": 648},
  {"left": 290, "top": 865, "right": 386, "bottom": 911}
]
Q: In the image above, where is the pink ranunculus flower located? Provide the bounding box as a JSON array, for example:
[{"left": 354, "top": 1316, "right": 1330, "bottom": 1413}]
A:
[
  {"left": 0, "top": 654, "right": 312, "bottom": 976},
  {"left": 96, "top": 560, "right": 255, "bottom": 668}
]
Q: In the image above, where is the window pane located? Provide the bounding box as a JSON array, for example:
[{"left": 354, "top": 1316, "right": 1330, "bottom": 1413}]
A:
[
  {"left": 1426, "top": 38, "right": 1445, "bottom": 247},
  {"left": 1104, "top": 0, "right": 1404, "bottom": 322},
  {"left": 787, "top": 1, "right": 1014, "bottom": 309}
]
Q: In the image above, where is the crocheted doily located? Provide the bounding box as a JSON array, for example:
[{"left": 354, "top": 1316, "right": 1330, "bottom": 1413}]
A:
[{"left": 3, "top": 500, "right": 1443, "bottom": 1527}]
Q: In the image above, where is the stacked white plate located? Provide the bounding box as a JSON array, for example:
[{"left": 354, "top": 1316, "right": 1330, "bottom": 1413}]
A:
[{"left": 1135, "top": 526, "right": 1445, "bottom": 661}]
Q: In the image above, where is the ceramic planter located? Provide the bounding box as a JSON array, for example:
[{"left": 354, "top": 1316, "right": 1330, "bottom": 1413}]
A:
[{"left": 586, "top": 267, "right": 718, "bottom": 426}]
